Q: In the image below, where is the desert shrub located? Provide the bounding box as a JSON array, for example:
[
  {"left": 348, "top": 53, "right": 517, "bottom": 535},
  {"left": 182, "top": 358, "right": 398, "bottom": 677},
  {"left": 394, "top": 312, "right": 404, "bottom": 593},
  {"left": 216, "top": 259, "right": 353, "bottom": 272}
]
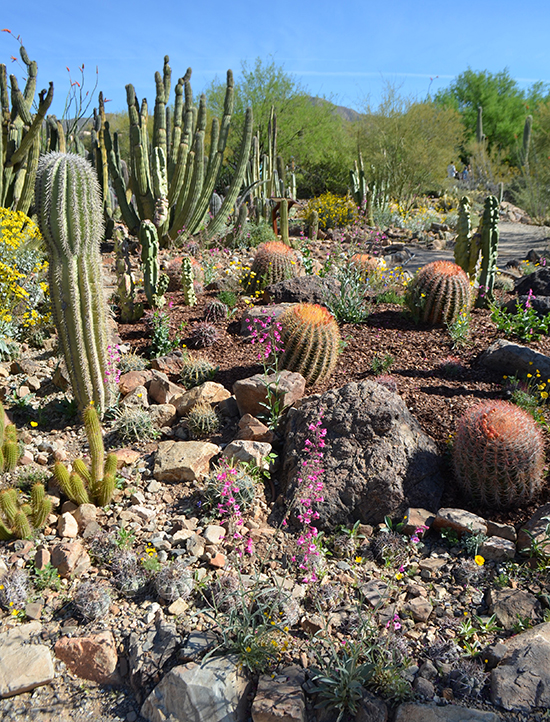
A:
[
  {"left": 0, "top": 208, "right": 51, "bottom": 347},
  {"left": 303, "top": 192, "right": 358, "bottom": 230}
]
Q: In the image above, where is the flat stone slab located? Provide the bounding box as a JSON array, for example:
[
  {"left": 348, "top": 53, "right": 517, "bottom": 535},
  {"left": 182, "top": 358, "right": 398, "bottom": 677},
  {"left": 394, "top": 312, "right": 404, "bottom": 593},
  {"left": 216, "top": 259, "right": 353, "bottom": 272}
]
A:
[
  {"left": 0, "top": 622, "right": 54, "bottom": 698},
  {"left": 394, "top": 703, "right": 500, "bottom": 721},
  {"left": 154, "top": 440, "right": 220, "bottom": 482}
]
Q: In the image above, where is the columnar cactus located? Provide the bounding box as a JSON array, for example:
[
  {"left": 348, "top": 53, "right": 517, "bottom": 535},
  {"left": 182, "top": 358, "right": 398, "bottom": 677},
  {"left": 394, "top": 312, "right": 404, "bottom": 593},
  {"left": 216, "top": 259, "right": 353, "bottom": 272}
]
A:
[
  {"left": 0, "top": 44, "right": 54, "bottom": 214},
  {"left": 244, "top": 241, "right": 298, "bottom": 294},
  {"left": 453, "top": 400, "right": 545, "bottom": 509},
  {"left": 522, "top": 115, "right": 532, "bottom": 167},
  {"left": 405, "top": 260, "right": 471, "bottom": 326},
  {"left": 34, "top": 152, "right": 113, "bottom": 413},
  {"left": 181, "top": 257, "right": 197, "bottom": 306},
  {"left": 279, "top": 303, "right": 340, "bottom": 385},
  {"left": 454, "top": 196, "right": 474, "bottom": 278},
  {"left": 52, "top": 404, "right": 117, "bottom": 508},
  {"left": 475, "top": 195, "right": 499, "bottom": 308},
  {"left": 140, "top": 219, "right": 168, "bottom": 308}
]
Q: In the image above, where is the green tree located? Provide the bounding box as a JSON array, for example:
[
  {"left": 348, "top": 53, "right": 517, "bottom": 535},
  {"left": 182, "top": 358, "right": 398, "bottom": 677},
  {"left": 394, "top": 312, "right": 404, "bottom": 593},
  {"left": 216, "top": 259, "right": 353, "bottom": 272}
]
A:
[
  {"left": 434, "top": 68, "right": 549, "bottom": 156},
  {"left": 204, "top": 57, "right": 353, "bottom": 196},
  {"left": 357, "top": 87, "right": 464, "bottom": 210}
]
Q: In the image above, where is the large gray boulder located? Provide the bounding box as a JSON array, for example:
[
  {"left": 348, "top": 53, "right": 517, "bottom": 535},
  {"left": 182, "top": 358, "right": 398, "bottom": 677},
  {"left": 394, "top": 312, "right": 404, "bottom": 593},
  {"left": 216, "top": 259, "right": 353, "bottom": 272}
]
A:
[
  {"left": 281, "top": 380, "right": 444, "bottom": 530},
  {"left": 479, "top": 338, "right": 550, "bottom": 379},
  {"left": 262, "top": 276, "right": 340, "bottom": 306},
  {"left": 141, "top": 655, "right": 250, "bottom": 722},
  {"left": 491, "top": 622, "right": 550, "bottom": 712}
]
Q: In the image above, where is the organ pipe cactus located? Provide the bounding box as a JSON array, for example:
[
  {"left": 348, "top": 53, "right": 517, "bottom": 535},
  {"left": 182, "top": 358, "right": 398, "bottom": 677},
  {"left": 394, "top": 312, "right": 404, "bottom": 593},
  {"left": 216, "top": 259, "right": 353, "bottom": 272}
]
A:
[
  {"left": 453, "top": 400, "right": 544, "bottom": 510},
  {"left": 475, "top": 195, "right": 499, "bottom": 309},
  {"left": 0, "top": 43, "right": 54, "bottom": 213},
  {"left": 279, "top": 303, "right": 341, "bottom": 385},
  {"left": 52, "top": 404, "right": 118, "bottom": 508},
  {"left": 104, "top": 57, "right": 253, "bottom": 245},
  {"left": 34, "top": 152, "right": 114, "bottom": 413},
  {"left": 406, "top": 260, "right": 471, "bottom": 326}
]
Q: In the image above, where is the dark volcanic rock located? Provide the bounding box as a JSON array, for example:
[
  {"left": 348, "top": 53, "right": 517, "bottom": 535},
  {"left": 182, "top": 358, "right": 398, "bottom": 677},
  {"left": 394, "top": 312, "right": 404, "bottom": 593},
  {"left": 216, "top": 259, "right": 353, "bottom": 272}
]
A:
[
  {"left": 263, "top": 276, "right": 340, "bottom": 306},
  {"left": 281, "top": 380, "right": 444, "bottom": 530}
]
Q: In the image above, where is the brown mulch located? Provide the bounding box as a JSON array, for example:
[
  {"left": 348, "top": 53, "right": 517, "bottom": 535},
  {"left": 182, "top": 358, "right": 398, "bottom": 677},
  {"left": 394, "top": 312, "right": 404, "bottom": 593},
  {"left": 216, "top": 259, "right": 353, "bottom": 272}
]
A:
[{"left": 118, "top": 284, "right": 550, "bottom": 530}]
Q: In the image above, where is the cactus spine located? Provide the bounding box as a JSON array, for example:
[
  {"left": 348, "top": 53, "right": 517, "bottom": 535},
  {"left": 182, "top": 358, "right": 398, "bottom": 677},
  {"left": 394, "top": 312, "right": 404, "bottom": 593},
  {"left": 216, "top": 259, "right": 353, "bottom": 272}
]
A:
[
  {"left": 406, "top": 260, "right": 471, "bottom": 326},
  {"left": 34, "top": 152, "right": 113, "bottom": 413},
  {"left": 53, "top": 405, "right": 117, "bottom": 508},
  {"left": 0, "top": 44, "right": 54, "bottom": 214},
  {"left": 181, "top": 257, "right": 197, "bottom": 306},
  {"left": 453, "top": 400, "right": 544, "bottom": 509},
  {"left": 475, "top": 195, "right": 499, "bottom": 309},
  {"left": 279, "top": 303, "right": 341, "bottom": 385}
]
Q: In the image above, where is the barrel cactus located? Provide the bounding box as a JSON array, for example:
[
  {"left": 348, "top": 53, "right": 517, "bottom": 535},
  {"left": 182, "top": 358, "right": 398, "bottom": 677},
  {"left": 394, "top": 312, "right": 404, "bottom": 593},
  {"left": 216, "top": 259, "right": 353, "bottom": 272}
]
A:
[
  {"left": 244, "top": 241, "right": 298, "bottom": 294},
  {"left": 350, "top": 253, "right": 380, "bottom": 276},
  {"left": 452, "top": 400, "right": 545, "bottom": 509},
  {"left": 34, "top": 152, "right": 113, "bottom": 413},
  {"left": 405, "top": 260, "right": 471, "bottom": 326},
  {"left": 279, "top": 303, "right": 340, "bottom": 385}
]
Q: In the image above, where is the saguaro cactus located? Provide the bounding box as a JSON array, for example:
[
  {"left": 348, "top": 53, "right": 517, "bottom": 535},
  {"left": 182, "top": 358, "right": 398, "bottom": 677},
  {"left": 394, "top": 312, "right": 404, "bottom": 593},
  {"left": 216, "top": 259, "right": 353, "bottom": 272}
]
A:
[{"left": 34, "top": 152, "right": 113, "bottom": 413}]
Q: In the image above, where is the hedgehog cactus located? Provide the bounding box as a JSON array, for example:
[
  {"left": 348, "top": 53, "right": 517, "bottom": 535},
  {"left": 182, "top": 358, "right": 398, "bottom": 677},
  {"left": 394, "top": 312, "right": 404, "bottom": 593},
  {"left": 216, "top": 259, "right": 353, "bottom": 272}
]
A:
[
  {"left": 453, "top": 400, "right": 545, "bottom": 510},
  {"left": 245, "top": 241, "right": 298, "bottom": 294},
  {"left": 0, "top": 483, "right": 52, "bottom": 540},
  {"left": 475, "top": 195, "right": 499, "bottom": 309},
  {"left": 405, "top": 260, "right": 471, "bottom": 326},
  {"left": 34, "top": 152, "right": 113, "bottom": 413},
  {"left": 279, "top": 303, "right": 340, "bottom": 385}
]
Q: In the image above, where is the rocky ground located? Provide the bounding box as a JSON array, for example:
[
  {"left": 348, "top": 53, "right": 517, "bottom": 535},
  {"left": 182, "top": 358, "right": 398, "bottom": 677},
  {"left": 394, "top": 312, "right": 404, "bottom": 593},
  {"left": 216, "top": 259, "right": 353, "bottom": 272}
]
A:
[{"left": 1, "top": 213, "right": 550, "bottom": 721}]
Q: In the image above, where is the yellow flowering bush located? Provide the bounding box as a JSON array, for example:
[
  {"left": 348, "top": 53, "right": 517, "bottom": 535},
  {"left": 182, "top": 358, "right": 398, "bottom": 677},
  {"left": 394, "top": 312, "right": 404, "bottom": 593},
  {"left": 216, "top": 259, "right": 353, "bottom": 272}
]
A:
[
  {"left": 303, "top": 192, "right": 358, "bottom": 231},
  {"left": 0, "top": 208, "right": 51, "bottom": 347}
]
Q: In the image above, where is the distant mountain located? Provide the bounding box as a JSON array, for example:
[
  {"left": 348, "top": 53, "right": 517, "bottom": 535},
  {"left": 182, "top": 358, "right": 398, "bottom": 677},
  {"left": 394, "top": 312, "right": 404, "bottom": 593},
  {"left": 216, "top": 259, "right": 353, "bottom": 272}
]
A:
[{"left": 309, "top": 96, "right": 362, "bottom": 123}]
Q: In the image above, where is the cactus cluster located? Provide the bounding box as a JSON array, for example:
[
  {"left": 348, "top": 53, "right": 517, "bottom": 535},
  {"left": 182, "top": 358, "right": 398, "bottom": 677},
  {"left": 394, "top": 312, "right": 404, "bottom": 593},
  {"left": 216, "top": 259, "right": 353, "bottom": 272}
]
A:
[
  {"left": 186, "top": 401, "right": 220, "bottom": 438},
  {"left": 179, "top": 357, "right": 218, "bottom": 388},
  {"left": 279, "top": 303, "right": 340, "bottom": 385},
  {"left": 405, "top": 260, "right": 471, "bottom": 326},
  {"left": 74, "top": 581, "right": 111, "bottom": 620},
  {"left": 244, "top": 241, "right": 298, "bottom": 294},
  {"left": 34, "top": 152, "right": 114, "bottom": 413},
  {"left": 105, "top": 59, "right": 253, "bottom": 245},
  {"left": 0, "top": 405, "right": 20, "bottom": 473},
  {"left": 53, "top": 405, "right": 117, "bottom": 507},
  {"left": 1, "top": 43, "right": 53, "bottom": 214},
  {"left": 0, "top": 483, "right": 52, "bottom": 540},
  {"left": 452, "top": 400, "right": 545, "bottom": 509}
]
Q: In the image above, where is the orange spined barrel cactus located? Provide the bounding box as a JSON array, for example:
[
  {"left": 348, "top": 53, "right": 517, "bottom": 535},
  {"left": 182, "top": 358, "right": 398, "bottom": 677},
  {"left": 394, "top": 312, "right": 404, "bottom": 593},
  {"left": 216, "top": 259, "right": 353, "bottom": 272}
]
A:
[
  {"left": 350, "top": 253, "right": 380, "bottom": 275},
  {"left": 279, "top": 303, "right": 340, "bottom": 385},
  {"left": 453, "top": 400, "right": 545, "bottom": 509},
  {"left": 406, "top": 260, "right": 471, "bottom": 325}
]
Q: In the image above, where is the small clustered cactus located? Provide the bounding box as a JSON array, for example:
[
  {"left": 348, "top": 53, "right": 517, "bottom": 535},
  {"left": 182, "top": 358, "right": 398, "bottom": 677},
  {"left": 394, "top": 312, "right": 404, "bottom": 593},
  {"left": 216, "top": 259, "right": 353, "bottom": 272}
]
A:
[
  {"left": 243, "top": 241, "right": 298, "bottom": 294},
  {"left": 204, "top": 299, "right": 229, "bottom": 322},
  {"left": 0, "top": 483, "right": 52, "bottom": 540},
  {"left": 0, "top": 568, "right": 29, "bottom": 612},
  {"left": 74, "top": 581, "right": 111, "bottom": 620},
  {"left": 186, "top": 402, "right": 220, "bottom": 438},
  {"left": 0, "top": 402, "right": 20, "bottom": 473},
  {"left": 52, "top": 405, "right": 117, "bottom": 507},
  {"left": 179, "top": 357, "right": 219, "bottom": 389},
  {"left": 405, "top": 260, "right": 471, "bottom": 326},
  {"left": 279, "top": 303, "right": 341, "bottom": 385},
  {"left": 189, "top": 321, "right": 220, "bottom": 348},
  {"left": 154, "top": 560, "right": 194, "bottom": 602},
  {"left": 111, "top": 550, "right": 149, "bottom": 598},
  {"left": 452, "top": 400, "right": 545, "bottom": 509}
]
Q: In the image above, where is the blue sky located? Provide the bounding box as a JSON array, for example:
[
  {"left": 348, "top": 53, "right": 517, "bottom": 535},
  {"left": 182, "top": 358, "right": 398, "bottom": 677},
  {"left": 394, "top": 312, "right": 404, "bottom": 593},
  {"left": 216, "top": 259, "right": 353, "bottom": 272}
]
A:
[{"left": 2, "top": 1, "right": 549, "bottom": 117}]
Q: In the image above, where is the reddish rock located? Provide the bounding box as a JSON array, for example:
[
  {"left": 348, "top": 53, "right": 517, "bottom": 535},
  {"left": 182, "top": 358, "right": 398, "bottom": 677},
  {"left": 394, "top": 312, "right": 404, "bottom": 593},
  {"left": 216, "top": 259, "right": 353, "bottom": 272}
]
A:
[
  {"left": 57, "top": 512, "right": 79, "bottom": 538},
  {"left": 34, "top": 547, "right": 51, "bottom": 571},
  {"left": 148, "top": 372, "right": 185, "bottom": 405},
  {"left": 236, "top": 414, "right": 274, "bottom": 443},
  {"left": 114, "top": 448, "right": 142, "bottom": 469},
  {"left": 118, "top": 370, "right": 153, "bottom": 397},
  {"left": 54, "top": 631, "right": 118, "bottom": 682},
  {"left": 233, "top": 370, "right": 306, "bottom": 417},
  {"left": 150, "top": 354, "right": 189, "bottom": 376},
  {"left": 209, "top": 553, "right": 226, "bottom": 568},
  {"left": 51, "top": 541, "right": 90, "bottom": 578}
]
